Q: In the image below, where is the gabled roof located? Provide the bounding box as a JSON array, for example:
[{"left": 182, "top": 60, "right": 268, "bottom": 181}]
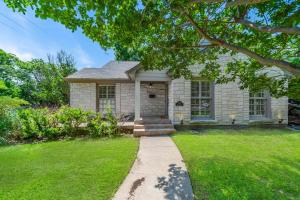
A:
[{"left": 65, "top": 61, "right": 140, "bottom": 81}]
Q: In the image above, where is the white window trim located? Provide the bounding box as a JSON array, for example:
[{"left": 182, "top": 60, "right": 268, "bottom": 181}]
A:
[
  {"left": 249, "top": 90, "right": 271, "bottom": 120},
  {"left": 191, "top": 81, "right": 215, "bottom": 120},
  {"left": 99, "top": 85, "right": 116, "bottom": 113}
]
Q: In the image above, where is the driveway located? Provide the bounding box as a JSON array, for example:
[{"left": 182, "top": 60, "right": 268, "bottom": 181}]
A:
[{"left": 113, "top": 136, "right": 194, "bottom": 200}]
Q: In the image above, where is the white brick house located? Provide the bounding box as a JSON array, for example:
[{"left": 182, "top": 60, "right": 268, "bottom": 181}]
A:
[{"left": 66, "top": 56, "right": 288, "bottom": 126}]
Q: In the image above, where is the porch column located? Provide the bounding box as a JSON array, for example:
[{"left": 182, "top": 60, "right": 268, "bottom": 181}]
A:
[{"left": 135, "top": 79, "right": 140, "bottom": 121}]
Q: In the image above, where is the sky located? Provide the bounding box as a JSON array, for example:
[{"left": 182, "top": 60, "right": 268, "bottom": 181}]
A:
[{"left": 0, "top": 1, "right": 114, "bottom": 69}]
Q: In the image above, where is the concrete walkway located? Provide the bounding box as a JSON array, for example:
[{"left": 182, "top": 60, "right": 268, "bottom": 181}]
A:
[{"left": 113, "top": 136, "right": 194, "bottom": 200}]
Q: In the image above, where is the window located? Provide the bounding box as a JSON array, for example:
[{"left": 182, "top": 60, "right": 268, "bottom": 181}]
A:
[
  {"left": 191, "top": 81, "right": 214, "bottom": 120},
  {"left": 99, "top": 85, "right": 115, "bottom": 113},
  {"left": 249, "top": 90, "right": 269, "bottom": 119},
  {"left": 99, "top": 85, "right": 115, "bottom": 99}
]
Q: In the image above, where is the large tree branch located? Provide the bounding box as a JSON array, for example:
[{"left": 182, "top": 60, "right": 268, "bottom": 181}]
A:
[
  {"left": 184, "top": 13, "right": 300, "bottom": 77},
  {"left": 190, "top": 0, "right": 268, "bottom": 6},
  {"left": 190, "top": 0, "right": 223, "bottom": 3},
  {"left": 226, "top": 0, "right": 269, "bottom": 7},
  {"left": 235, "top": 18, "right": 300, "bottom": 35},
  {"left": 154, "top": 44, "right": 217, "bottom": 49}
]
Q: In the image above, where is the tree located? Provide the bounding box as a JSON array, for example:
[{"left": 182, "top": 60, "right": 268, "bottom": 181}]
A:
[
  {"left": 114, "top": 44, "right": 141, "bottom": 61},
  {"left": 0, "top": 49, "right": 76, "bottom": 106},
  {"left": 4, "top": 0, "right": 300, "bottom": 96},
  {"left": 0, "top": 80, "right": 28, "bottom": 137}
]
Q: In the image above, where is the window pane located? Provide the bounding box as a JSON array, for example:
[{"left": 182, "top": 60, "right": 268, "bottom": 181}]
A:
[
  {"left": 201, "top": 81, "right": 210, "bottom": 97},
  {"left": 191, "top": 81, "right": 213, "bottom": 119},
  {"left": 107, "top": 86, "right": 115, "bottom": 98},
  {"left": 249, "top": 90, "right": 268, "bottom": 118},
  {"left": 200, "top": 99, "right": 211, "bottom": 116},
  {"left": 191, "top": 99, "right": 200, "bottom": 106},
  {"left": 191, "top": 82, "right": 199, "bottom": 97},
  {"left": 191, "top": 106, "right": 200, "bottom": 116},
  {"left": 99, "top": 86, "right": 107, "bottom": 98}
]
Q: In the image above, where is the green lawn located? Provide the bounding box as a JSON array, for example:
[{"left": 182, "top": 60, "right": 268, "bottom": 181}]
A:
[
  {"left": 0, "top": 137, "right": 138, "bottom": 200},
  {"left": 173, "top": 129, "right": 300, "bottom": 200}
]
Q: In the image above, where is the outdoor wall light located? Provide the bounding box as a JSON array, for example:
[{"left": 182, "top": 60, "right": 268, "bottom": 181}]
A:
[
  {"left": 149, "top": 82, "right": 153, "bottom": 89},
  {"left": 277, "top": 112, "right": 283, "bottom": 124},
  {"left": 229, "top": 114, "right": 236, "bottom": 125}
]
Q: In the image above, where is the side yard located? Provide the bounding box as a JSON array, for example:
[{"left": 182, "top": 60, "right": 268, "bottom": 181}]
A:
[
  {"left": 173, "top": 129, "right": 300, "bottom": 200},
  {"left": 0, "top": 137, "right": 138, "bottom": 200}
]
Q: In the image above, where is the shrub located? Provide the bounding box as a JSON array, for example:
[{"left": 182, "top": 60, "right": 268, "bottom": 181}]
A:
[
  {"left": 55, "top": 106, "right": 89, "bottom": 136},
  {"left": 105, "top": 107, "right": 119, "bottom": 137},
  {"left": 0, "top": 110, "right": 14, "bottom": 137},
  {"left": 87, "top": 108, "right": 120, "bottom": 137},
  {"left": 0, "top": 110, "right": 19, "bottom": 139},
  {"left": 17, "top": 108, "right": 58, "bottom": 139},
  {"left": 87, "top": 113, "right": 103, "bottom": 137}
]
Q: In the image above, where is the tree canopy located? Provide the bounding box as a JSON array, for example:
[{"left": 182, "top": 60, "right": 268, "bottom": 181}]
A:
[
  {"left": 0, "top": 49, "right": 77, "bottom": 106},
  {"left": 3, "top": 0, "right": 300, "bottom": 97}
]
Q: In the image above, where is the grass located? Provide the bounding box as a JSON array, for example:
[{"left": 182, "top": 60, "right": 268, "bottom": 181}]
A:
[
  {"left": 173, "top": 128, "right": 300, "bottom": 200},
  {"left": 0, "top": 137, "right": 138, "bottom": 200}
]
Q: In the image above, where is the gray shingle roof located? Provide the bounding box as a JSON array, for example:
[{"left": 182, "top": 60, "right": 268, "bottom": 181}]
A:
[{"left": 66, "top": 61, "right": 140, "bottom": 81}]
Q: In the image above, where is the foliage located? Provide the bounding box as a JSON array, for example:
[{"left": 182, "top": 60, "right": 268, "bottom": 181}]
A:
[
  {"left": 55, "top": 106, "right": 89, "bottom": 136},
  {"left": 0, "top": 96, "right": 28, "bottom": 112},
  {"left": 0, "top": 49, "right": 76, "bottom": 106},
  {"left": 3, "top": 0, "right": 300, "bottom": 98},
  {"left": 114, "top": 44, "right": 141, "bottom": 61},
  {"left": 87, "top": 113, "right": 103, "bottom": 137},
  {"left": 0, "top": 137, "right": 138, "bottom": 200},
  {"left": 0, "top": 110, "right": 18, "bottom": 140},
  {"left": 3, "top": 106, "right": 120, "bottom": 142},
  {"left": 173, "top": 129, "right": 300, "bottom": 199},
  {"left": 287, "top": 58, "right": 300, "bottom": 100},
  {"left": 17, "top": 108, "right": 58, "bottom": 139},
  {"left": 0, "top": 80, "right": 28, "bottom": 140},
  {"left": 87, "top": 108, "right": 120, "bottom": 137},
  {"left": 105, "top": 107, "right": 119, "bottom": 136}
]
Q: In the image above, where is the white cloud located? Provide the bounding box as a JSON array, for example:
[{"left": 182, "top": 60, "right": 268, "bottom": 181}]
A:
[
  {"left": 0, "top": 44, "right": 35, "bottom": 61},
  {"left": 74, "top": 46, "right": 94, "bottom": 67}
]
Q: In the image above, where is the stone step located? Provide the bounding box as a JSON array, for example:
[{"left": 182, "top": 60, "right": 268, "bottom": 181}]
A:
[
  {"left": 133, "top": 128, "right": 176, "bottom": 137},
  {"left": 135, "top": 119, "right": 172, "bottom": 124},
  {"left": 134, "top": 124, "right": 174, "bottom": 129}
]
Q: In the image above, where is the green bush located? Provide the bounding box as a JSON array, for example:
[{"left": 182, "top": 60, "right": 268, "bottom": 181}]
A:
[
  {"left": 87, "top": 113, "right": 103, "bottom": 137},
  {"left": 87, "top": 108, "right": 120, "bottom": 137},
  {"left": 3, "top": 106, "right": 120, "bottom": 142},
  {"left": 105, "top": 107, "right": 119, "bottom": 137},
  {"left": 55, "top": 106, "right": 89, "bottom": 136},
  {"left": 0, "top": 111, "right": 14, "bottom": 138},
  {"left": 17, "top": 108, "right": 58, "bottom": 139}
]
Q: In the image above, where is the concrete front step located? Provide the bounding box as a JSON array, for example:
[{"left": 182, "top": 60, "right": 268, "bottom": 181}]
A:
[
  {"left": 134, "top": 119, "right": 172, "bottom": 124},
  {"left": 133, "top": 128, "right": 176, "bottom": 137},
  {"left": 134, "top": 124, "right": 174, "bottom": 129}
]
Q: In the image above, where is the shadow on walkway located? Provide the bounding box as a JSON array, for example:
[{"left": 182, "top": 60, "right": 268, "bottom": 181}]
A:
[{"left": 155, "top": 164, "right": 194, "bottom": 200}]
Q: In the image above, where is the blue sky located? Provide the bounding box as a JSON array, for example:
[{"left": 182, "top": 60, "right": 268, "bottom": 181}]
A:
[{"left": 0, "top": 1, "right": 114, "bottom": 69}]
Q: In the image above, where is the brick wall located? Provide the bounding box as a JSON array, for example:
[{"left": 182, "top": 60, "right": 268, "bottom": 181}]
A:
[
  {"left": 169, "top": 78, "right": 288, "bottom": 125},
  {"left": 115, "top": 83, "right": 135, "bottom": 117},
  {"left": 69, "top": 83, "right": 96, "bottom": 112},
  {"left": 271, "top": 96, "right": 289, "bottom": 124},
  {"left": 140, "top": 83, "right": 167, "bottom": 117},
  {"left": 168, "top": 78, "right": 191, "bottom": 124}
]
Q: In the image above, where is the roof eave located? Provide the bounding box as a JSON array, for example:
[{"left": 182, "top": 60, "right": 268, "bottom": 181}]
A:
[
  {"left": 65, "top": 78, "right": 131, "bottom": 83},
  {"left": 125, "top": 63, "right": 142, "bottom": 80}
]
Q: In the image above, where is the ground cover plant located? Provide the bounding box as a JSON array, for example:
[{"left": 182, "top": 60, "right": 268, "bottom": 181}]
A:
[
  {"left": 0, "top": 137, "right": 138, "bottom": 200},
  {"left": 173, "top": 128, "right": 300, "bottom": 200}
]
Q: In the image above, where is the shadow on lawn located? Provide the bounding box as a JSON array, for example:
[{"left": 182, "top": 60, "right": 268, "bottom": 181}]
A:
[{"left": 189, "top": 156, "right": 300, "bottom": 200}]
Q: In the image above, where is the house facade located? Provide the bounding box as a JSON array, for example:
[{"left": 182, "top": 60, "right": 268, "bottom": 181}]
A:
[{"left": 66, "top": 56, "right": 288, "bottom": 126}]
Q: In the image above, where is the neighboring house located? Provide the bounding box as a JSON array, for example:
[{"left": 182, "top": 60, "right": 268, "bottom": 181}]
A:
[{"left": 65, "top": 55, "right": 288, "bottom": 129}]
